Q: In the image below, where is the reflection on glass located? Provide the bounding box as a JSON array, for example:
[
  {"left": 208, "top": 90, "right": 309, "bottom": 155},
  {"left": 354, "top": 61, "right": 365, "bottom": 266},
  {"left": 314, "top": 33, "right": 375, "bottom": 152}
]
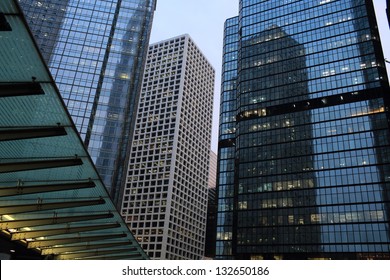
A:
[
  {"left": 19, "top": 1, "right": 156, "bottom": 207},
  {"left": 237, "top": 25, "right": 320, "bottom": 258},
  {"left": 216, "top": 0, "right": 390, "bottom": 260}
]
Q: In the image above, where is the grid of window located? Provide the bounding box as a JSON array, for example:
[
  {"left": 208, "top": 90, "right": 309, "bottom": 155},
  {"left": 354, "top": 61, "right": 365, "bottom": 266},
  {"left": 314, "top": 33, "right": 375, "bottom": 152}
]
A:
[
  {"left": 18, "top": 0, "right": 69, "bottom": 62},
  {"left": 122, "top": 35, "right": 215, "bottom": 260},
  {"left": 216, "top": 0, "right": 390, "bottom": 260},
  {"left": 19, "top": 0, "right": 157, "bottom": 205},
  {"left": 215, "top": 17, "right": 239, "bottom": 260}
]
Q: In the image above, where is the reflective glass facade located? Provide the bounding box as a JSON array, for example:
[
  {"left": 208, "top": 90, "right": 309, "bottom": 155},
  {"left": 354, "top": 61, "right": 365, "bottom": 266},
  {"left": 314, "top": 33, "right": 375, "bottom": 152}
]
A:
[
  {"left": 216, "top": 0, "right": 390, "bottom": 259},
  {"left": 19, "top": 0, "right": 157, "bottom": 206}
]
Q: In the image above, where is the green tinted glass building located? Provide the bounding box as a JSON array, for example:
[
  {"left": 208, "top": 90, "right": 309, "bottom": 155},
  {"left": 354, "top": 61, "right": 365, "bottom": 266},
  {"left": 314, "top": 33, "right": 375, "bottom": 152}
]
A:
[
  {"left": 18, "top": 0, "right": 157, "bottom": 207},
  {"left": 216, "top": 0, "right": 390, "bottom": 260}
]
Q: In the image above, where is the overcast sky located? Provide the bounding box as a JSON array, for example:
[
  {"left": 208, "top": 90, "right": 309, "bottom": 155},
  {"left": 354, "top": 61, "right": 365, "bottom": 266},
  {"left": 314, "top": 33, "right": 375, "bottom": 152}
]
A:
[{"left": 150, "top": 0, "right": 390, "bottom": 153}]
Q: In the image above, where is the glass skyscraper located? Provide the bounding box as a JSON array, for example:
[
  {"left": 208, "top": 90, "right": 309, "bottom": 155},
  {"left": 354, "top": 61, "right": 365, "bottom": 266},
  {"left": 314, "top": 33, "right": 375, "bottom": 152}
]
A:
[
  {"left": 216, "top": 0, "right": 390, "bottom": 259},
  {"left": 18, "top": 0, "right": 157, "bottom": 206}
]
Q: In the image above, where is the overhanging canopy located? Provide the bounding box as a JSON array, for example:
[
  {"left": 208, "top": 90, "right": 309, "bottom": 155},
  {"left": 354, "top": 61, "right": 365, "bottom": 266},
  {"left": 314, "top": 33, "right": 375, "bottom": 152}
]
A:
[{"left": 0, "top": 0, "right": 147, "bottom": 260}]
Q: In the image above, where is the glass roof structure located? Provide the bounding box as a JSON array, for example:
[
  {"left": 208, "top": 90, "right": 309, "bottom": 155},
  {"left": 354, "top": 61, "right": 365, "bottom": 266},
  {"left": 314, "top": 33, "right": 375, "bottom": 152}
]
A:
[{"left": 0, "top": 0, "right": 148, "bottom": 260}]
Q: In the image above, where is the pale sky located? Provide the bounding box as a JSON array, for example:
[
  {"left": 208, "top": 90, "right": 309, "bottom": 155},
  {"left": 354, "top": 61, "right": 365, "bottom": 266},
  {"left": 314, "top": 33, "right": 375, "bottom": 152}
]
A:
[{"left": 150, "top": 0, "right": 390, "bottom": 153}]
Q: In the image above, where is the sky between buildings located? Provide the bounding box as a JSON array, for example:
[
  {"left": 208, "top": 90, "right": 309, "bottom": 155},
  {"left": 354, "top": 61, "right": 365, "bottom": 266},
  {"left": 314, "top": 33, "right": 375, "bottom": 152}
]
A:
[{"left": 149, "top": 0, "right": 390, "bottom": 153}]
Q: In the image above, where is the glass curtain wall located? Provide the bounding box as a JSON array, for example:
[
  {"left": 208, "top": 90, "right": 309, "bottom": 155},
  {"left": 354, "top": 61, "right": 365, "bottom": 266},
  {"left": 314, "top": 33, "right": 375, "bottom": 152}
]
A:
[
  {"left": 216, "top": 0, "right": 390, "bottom": 260},
  {"left": 19, "top": 0, "right": 156, "bottom": 206}
]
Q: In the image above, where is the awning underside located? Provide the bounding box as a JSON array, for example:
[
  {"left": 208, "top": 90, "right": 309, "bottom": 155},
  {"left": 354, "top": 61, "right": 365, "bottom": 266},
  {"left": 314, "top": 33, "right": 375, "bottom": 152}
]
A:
[{"left": 0, "top": 0, "right": 147, "bottom": 260}]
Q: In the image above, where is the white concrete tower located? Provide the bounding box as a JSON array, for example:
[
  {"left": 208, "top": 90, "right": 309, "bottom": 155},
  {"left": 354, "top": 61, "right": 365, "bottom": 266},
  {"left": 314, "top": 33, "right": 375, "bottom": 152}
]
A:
[{"left": 121, "top": 34, "right": 215, "bottom": 260}]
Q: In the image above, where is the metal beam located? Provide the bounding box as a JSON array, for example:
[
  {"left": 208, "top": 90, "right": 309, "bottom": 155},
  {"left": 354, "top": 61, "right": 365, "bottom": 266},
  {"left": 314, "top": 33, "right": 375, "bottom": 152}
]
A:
[
  {"left": 11, "top": 223, "right": 120, "bottom": 240},
  {"left": 0, "top": 198, "right": 105, "bottom": 215},
  {"left": 0, "top": 213, "right": 113, "bottom": 230},
  {"left": 0, "top": 126, "right": 67, "bottom": 141},
  {"left": 27, "top": 233, "right": 128, "bottom": 248},
  {"left": 74, "top": 254, "right": 144, "bottom": 260},
  {"left": 0, "top": 82, "right": 44, "bottom": 97},
  {"left": 55, "top": 249, "right": 141, "bottom": 260},
  {"left": 41, "top": 241, "right": 133, "bottom": 255},
  {"left": 0, "top": 181, "right": 96, "bottom": 197},
  {"left": 0, "top": 158, "right": 83, "bottom": 173}
]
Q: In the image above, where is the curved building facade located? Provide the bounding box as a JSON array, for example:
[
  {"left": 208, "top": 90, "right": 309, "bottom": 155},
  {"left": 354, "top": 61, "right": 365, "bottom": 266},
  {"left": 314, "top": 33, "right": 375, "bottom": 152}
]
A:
[{"left": 216, "top": 0, "right": 390, "bottom": 260}]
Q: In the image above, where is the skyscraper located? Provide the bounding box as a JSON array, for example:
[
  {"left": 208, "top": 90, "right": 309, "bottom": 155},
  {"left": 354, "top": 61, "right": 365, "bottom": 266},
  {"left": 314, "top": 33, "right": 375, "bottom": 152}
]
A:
[
  {"left": 18, "top": 0, "right": 157, "bottom": 207},
  {"left": 121, "top": 34, "right": 215, "bottom": 260},
  {"left": 216, "top": 0, "right": 390, "bottom": 260},
  {"left": 205, "top": 151, "right": 218, "bottom": 258},
  {"left": 209, "top": 151, "right": 218, "bottom": 190}
]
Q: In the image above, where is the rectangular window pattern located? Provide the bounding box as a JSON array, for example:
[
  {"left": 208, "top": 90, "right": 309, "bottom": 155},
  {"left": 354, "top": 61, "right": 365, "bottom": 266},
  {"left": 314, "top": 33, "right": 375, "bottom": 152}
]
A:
[
  {"left": 19, "top": 0, "right": 157, "bottom": 206},
  {"left": 121, "top": 35, "right": 215, "bottom": 260},
  {"left": 216, "top": 0, "right": 390, "bottom": 260}
]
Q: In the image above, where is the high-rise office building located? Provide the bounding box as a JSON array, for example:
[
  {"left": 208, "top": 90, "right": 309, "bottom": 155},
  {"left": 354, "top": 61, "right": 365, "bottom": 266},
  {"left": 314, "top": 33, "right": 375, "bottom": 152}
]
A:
[
  {"left": 205, "top": 187, "right": 217, "bottom": 259},
  {"left": 216, "top": 0, "right": 390, "bottom": 260},
  {"left": 18, "top": 0, "right": 157, "bottom": 207},
  {"left": 121, "top": 34, "right": 215, "bottom": 260},
  {"left": 205, "top": 151, "right": 218, "bottom": 258},
  {"left": 209, "top": 151, "right": 218, "bottom": 189}
]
